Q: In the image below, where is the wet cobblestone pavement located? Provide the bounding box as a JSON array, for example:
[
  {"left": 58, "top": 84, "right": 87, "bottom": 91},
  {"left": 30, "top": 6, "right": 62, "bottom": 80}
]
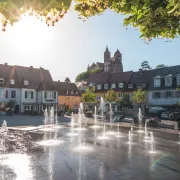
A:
[{"left": 0, "top": 124, "right": 180, "bottom": 180}]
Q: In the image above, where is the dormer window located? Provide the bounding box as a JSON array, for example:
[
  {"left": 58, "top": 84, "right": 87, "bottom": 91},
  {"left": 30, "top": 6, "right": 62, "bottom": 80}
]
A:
[
  {"left": 97, "top": 84, "right": 102, "bottom": 90},
  {"left": 24, "top": 80, "right": 28, "bottom": 86},
  {"left": 111, "top": 83, "right": 116, "bottom": 89},
  {"left": 165, "top": 74, "right": 172, "bottom": 87},
  {"left": 177, "top": 75, "right": 180, "bottom": 86},
  {"left": 11, "top": 79, "right": 15, "bottom": 85},
  {"left": 104, "top": 84, "right": 109, "bottom": 89},
  {"left": 0, "top": 78, "right": 4, "bottom": 84},
  {"left": 128, "top": 84, "right": 133, "bottom": 89},
  {"left": 154, "top": 76, "right": 161, "bottom": 87},
  {"left": 118, "top": 83, "right": 124, "bottom": 88}
]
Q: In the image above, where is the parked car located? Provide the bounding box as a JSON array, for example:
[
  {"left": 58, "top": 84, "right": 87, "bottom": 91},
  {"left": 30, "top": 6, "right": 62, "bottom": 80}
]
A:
[
  {"left": 161, "top": 111, "right": 171, "bottom": 119},
  {"left": 112, "top": 115, "right": 123, "bottom": 123},
  {"left": 169, "top": 112, "right": 180, "bottom": 121}
]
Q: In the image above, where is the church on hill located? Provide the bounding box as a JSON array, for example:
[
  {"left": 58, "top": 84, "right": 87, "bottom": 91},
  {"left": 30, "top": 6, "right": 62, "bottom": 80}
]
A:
[{"left": 87, "top": 47, "right": 123, "bottom": 73}]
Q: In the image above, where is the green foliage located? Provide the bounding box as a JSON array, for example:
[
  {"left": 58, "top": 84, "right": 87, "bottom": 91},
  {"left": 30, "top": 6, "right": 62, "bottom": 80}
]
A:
[
  {"left": 90, "top": 68, "right": 103, "bottom": 74},
  {"left": 0, "top": 0, "right": 71, "bottom": 30},
  {"left": 1, "top": 0, "right": 180, "bottom": 40},
  {"left": 105, "top": 89, "right": 117, "bottom": 102},
  {"left": 82, "top": 89, "right": 96, "bottom": 103},
  {"left": 5, "top": 99, "right": 16, "bottom": 108},
  {"left": 75, "top": 0, "right": 180, "bottom": 40},
  {"left": 132, "top": 88, "right": 146, "bottom": 104},
  {"left": 141, "top": 61, "right": 151, "bottom": 70},
  {"left": 120, "top": 94, "right": 132, "bottom": 107},
  {"left": 156, "top": 64, "right": 168, "bottom": 68},
  {"left": 75, "top": 68, "right": 103, "bottom": 83},
  {"left": 75, "top": 71, "right": 90, "bottom": 83}
]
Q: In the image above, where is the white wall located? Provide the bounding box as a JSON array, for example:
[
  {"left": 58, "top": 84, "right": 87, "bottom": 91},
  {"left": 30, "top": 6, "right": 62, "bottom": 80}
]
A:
[
  {"left": 148, "top": 90, "right": 180, "bottom": 106},
  {"left": 0, "top": 88, "right": 21, "bottom": 105},
  {"left": 21, "top": 88, "right": 36, "bottom": 103}
]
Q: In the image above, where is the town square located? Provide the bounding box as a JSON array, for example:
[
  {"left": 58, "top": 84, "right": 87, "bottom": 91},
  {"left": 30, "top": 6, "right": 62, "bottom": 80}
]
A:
[{"left": 0, "top": 1, "right": 180, "bottom": 180}]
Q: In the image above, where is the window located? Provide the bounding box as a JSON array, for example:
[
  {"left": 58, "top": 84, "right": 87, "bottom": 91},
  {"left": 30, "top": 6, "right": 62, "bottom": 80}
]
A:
[
  {"left": 153, "top": 92, "right": 161, "bottom": 99},
  {"left": 71, "top": 90, "right": 74, "bottom": 94},
  {"left": 66, "top": 90, "right": 68, "bottom": 94},
  {"left": 154, "top": 79, "right": 160, "bottom": 87},
  {"left": 165, "top": 77, "right": 172, "bottom": 87},
  {"left": 76, "top": 91, "right": 79, "bottom": 95},
  {"left": 164, "top": 91, "right": 173, "bottom": 98},
  {"left": 128, "top": 84, "right": 133, "bottom": 88},
  {"left": 0, "top": 78, "right": 4, "bottom": 84},
  {"left": 25, "top": 91, "right": 33, "bottom": 99},
  {"left": 0, "top": 89, "right": 5, "bottom": 98},
  {"left": 118, "top": 93, "right": 123, "bottom": 98},
  {"left": 97, "top": 84, "right": 102, "bottom": 90},
  {"left": 177, "top": 76, "right": 180, "bottom": 86},
  {"left": 11, "top": 90, "right": 16, "bottom": 98},
  {"left": 24, "top": 80, "right": 28, "bottom": 86},
  {"left": 46, "top": 91, "right": 53, "bottom": 99},
  {"left": 96, "top": 95, "right": 101, "bottom": 100},
  {"left": 117, "top": 105, "right": 122, "bottom": 111},
  {"left": 104, "top": 84, "right": 109, "bottom": 89},
  {"left": 118, "top": 83, "right": 124, "bottom": 88},
  {"left": 111, "top": 83, "right": 116, "bottom": 89},
  {"left": 10, "top": 79, "right": 15, "bottom": 85}
]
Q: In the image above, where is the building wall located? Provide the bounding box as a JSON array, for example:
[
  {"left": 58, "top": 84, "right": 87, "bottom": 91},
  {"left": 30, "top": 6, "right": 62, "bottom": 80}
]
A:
[
  {"left": 148, "top": 90, "right": 180, "bottom": 106},
  {"left": 0, "top": 87, "right": 21, "bottom": 105},
  {"left": 58, "top": 96, "right": 81, "bottom": 109},
  {"left": 42, "top": 90, "right": 58, "bottom": 104}
]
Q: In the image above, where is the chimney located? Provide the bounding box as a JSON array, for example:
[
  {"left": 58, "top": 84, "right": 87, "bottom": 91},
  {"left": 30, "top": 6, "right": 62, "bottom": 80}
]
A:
[
  {"left": 58, "top": 80, "right": 60, "bottom": 82},
  {"left": 4, "top": 63, "right": 8, "bottom": 65},
  {"left": 30, "top": 66, "right": 33, "bottom": 68}
]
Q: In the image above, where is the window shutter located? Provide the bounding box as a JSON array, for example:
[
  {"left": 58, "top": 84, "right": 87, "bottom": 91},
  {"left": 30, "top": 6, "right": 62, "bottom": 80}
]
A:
[
  {"left": 44, "top": 92, "right": 47, "bottom": 99},
  {"left": 25, "top": 91, "right": 27, "bottom": 99},
  {"left": 163, "top": 92, "right": 167, "bottom": 98},
  {"left": 5, "top": 90, "right": 8, "bottom": 98},
  {"left": 54, "top": 92, "right": 56, "bottom": 99},
  {"left": 31, "top": 92, "right": 33, "bottom": 99},
  {"left": 171, "top": 92, "right": 174, "bottom": 98}
]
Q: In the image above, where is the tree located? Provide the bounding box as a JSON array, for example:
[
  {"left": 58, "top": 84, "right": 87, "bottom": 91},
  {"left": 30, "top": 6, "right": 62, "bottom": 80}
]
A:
[
  {"left": 132, "top": 88, "right": 146, "bottom": 108},
  {"left": 105, "top": 89, "right": 117, "bottom": 103},
  {"left": 120, "top": 94, "right": 132, "bottom": 115},
  {"left": 75, "top": 71, "right": 90, "bottom": 83},
  {"left": 82, "top": 89, "right": 96, "bottom": 103},
  {"left": 141, "top": 61, "right": 151, "bottom": 70},
  {"left": 75, "top": 68, "right": 103, "bottom": 83},
  {"left": 156, "top": 64, "right": 168, "bottom": 68},
  {"left": 75, "top": 0, "right": 180, "bottom": 40},
  {"left": 0, "top": 0, "right": 72, "bottom": 30},
  {"left": 1, "top": 1, "right": 180, "bottom": 40},
  {"left": 5, "top": 99, "right": 16, "bottom": 108}
]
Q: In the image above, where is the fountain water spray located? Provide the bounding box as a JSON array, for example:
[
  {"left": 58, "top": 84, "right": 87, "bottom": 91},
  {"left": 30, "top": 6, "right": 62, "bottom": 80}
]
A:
[
  {"left": 149, "top": 131, "right": 156, "bottom": 153},
  {"left": 128, "top": 131, "right": 132, "bottom": 143},
  {"left": 137, "top": 108, "right": 144, "bottom": 133},
  {"left": 100, "top": 97, "right": 105, "bottom": 120}
]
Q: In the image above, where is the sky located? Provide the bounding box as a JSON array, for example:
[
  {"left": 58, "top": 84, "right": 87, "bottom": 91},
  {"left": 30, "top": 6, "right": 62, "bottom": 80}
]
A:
[{"left": 0, "top": 5, "right": 180, "bottom": 82}]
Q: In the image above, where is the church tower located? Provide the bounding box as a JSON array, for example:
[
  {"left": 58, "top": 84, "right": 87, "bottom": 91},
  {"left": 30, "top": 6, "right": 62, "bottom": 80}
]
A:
[
  {"left": 104, "top": 47, "right": 111, "bottom": 72},
  {"left": 112, "top": 49, "right": 123, "bottom": 73}
]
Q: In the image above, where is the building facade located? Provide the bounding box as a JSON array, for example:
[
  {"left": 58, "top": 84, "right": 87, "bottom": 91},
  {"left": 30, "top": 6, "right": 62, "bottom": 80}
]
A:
[
  {"left": 54, "top": 78, "right": 81, "bottom": 110},
  {"left": 0, "top": 63, "right": 58, "bottom": 114}
]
